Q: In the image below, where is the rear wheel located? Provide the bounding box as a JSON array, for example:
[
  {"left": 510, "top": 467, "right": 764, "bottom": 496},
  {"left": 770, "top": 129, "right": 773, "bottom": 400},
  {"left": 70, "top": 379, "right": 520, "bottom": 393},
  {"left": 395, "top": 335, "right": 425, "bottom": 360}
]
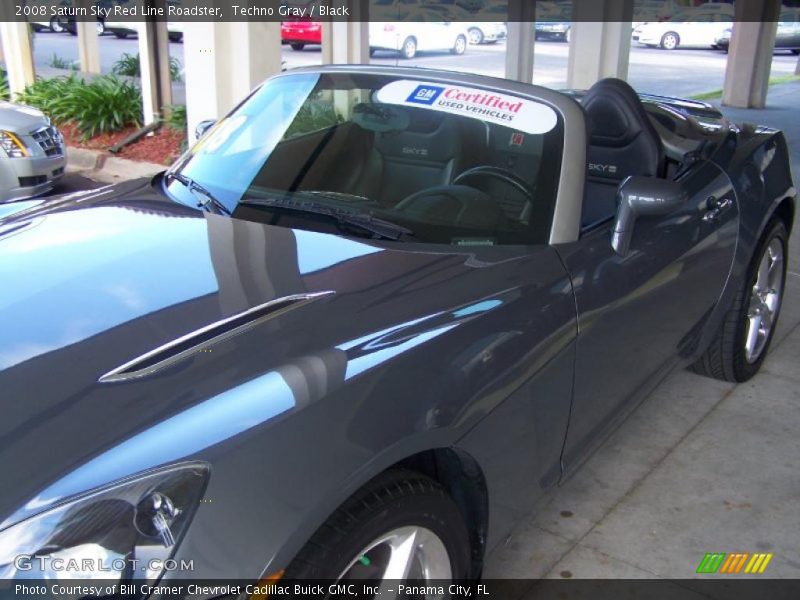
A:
[
  {"left": 283, "top": 469, "right": 471, "bottom": 584},
  {"left": 400, "top": 37, "right": 417, "bottom": 59},
  {"left": 660, "top": 31, "right": 679, "bottom": 50},
  {"left": 49, "top": 17, "right": 66, "bottom": 33},
  {"left": 451, "top": 34, "right": 467, "bottom": 55},
  {"left": 691, "top": 219, "right": 787, "bottom": 382},
  {"left": 169, "top": 32, "right": 183, "bottom": 43},
  {"left": 290, "top": 42, "right": 306, "bottom": 51}
]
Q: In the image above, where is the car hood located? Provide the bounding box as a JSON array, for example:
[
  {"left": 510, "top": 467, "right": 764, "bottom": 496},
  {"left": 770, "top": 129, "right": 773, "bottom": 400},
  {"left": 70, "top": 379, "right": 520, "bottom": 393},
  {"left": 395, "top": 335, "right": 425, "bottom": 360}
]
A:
[
  {"left": 0, "top": 186, "right": 541, "bottom": 526},
  {"left": 0, "top": 102, "right": 50, "bottom": 133}
]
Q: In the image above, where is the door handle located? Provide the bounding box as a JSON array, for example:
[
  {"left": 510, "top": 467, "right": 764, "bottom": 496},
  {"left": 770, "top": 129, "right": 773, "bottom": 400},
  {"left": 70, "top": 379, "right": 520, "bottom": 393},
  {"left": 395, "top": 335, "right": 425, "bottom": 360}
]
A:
[{"left": 702, "top": 196, "right": 733, "bottom": 222}]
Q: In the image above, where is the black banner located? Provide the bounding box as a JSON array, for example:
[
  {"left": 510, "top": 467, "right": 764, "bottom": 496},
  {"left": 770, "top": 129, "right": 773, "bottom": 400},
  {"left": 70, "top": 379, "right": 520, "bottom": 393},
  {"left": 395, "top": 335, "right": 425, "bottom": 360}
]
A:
[
  {"left": 3, "top": 579, "right": 800, "bottom": 600},
  {"left": 2, "top": 0, "right": 798, "bottom": 23}
]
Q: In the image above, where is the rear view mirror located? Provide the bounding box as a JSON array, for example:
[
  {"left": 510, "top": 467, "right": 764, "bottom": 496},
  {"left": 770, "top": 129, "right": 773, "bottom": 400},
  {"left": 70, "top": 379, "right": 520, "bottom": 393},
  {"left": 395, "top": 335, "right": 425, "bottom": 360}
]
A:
[
  {"left": 612, "top": 176, "right": 687, "bottom": 256},
  {"left": 195, "top": 119, "right": 216, "bottom": 140}
]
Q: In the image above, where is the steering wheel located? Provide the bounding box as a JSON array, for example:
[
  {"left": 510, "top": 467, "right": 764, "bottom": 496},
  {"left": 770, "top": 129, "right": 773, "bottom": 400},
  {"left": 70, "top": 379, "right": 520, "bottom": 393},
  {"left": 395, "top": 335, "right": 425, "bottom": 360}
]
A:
[{"left": 452, "top": 166, "right": 535, "bottom": 203}]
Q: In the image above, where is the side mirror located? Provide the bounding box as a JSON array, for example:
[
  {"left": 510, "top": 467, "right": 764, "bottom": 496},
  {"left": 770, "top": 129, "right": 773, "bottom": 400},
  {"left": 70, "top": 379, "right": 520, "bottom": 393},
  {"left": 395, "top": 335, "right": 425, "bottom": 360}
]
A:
[
  {"left": 194, "top": 119, "right": 216, "bottom": 140},
  {"left": 611, "top": 176, "right": 687, "bottom": 256}
]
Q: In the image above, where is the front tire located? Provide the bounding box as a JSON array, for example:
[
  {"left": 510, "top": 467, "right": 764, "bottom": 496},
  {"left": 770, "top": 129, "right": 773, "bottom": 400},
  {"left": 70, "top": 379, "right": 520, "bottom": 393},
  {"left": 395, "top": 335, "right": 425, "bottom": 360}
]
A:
[
  {"left": 290, "top": 42, "right": 305, "bottom": 51},
  {"left": 660, "top": 31, "right": 679, "bottom": 50},
  {"left": 468, "top": 27, "right": 484, "bottom": 45},
  {"left": 691, "top": 219, "right": 788, "bottom": 382},
  {"left": 451, "top": 34, "right": 467, "bottom": 55},
  {"left": 283, "top": 469, "right": 471, "bottom": 583},
  {"left": 400, "top": 37, "right": 417, "bottom": 59}
]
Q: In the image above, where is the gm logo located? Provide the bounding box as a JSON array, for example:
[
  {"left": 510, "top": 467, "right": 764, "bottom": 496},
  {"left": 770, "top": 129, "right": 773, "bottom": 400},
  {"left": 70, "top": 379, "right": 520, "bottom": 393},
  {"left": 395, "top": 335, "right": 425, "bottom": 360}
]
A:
[
  {"left": 406, "top": 85, "right": 445, "bottom": 105},
  {"left": 696, "top": 552, "right": 773, "bottom": 574}
]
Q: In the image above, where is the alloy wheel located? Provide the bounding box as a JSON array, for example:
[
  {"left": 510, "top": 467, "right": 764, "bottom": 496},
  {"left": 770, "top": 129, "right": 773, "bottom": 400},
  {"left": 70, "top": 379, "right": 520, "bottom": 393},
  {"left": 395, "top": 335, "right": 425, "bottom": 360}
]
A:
[
  {"left": 744, "top": 237, "right": 784, "bottom": 363},
  {"left": 468, "top": 28, "right": 483, "bottom": 45},
  {"left": 336, "top": 526, "right": 451, "bottom": 586}
]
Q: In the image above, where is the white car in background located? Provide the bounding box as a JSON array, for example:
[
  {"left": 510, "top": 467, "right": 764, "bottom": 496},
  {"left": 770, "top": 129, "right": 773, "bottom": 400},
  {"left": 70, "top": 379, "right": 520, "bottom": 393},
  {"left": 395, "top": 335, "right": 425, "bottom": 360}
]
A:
[
  {"left": 370, "top": 16, "right": 469, "bottom": 59},
  {"left": 421, "top": 4, "right": 506, "bottom": 44},
  {"left": 633, "top": 10, "right": 733, "bottom": 50},
  {"left": 0, "top": 103, "right": 65, "bottom": 203}
]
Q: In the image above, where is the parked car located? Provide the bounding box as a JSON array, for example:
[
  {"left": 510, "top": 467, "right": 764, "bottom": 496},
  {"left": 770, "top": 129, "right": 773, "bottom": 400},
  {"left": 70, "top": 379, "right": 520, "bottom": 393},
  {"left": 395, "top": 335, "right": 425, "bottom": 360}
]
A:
[
  {"left": 281, "top": 20, "right": 322, "bottom": 51},
  {"left": 715, "top": 12, "right": 800, "bottom": 54},
  {"left": 633, "top": 10, "right": 733, "bottom": 49},
  {"left": 370, "top": 16, "right": 469, "bottom": 58},
  {"left": 535, "top": 20, "right": 572, "bottom": 42},
  {"left": 423, "top": 4, "right": 507, "bottom": 44},
  {"left": 0, "top": 66, "right": 794, "bottom": 587},
  {"left": 0, "top": 102, "right": 65, "bottom": 203}
]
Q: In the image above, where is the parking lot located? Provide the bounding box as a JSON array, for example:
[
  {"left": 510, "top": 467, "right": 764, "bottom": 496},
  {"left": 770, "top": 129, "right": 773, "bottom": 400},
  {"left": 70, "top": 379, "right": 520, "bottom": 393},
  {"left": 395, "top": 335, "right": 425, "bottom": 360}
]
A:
[{"left": 30, "top": 29, "right": 800, "bottom": 98}]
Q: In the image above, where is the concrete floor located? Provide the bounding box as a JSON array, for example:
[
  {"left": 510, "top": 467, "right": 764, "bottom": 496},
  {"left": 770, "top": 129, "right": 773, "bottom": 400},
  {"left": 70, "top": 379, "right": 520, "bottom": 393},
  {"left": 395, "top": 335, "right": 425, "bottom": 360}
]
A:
[{"left": 484, "top": 81, "right": 800, "bottom": 585}]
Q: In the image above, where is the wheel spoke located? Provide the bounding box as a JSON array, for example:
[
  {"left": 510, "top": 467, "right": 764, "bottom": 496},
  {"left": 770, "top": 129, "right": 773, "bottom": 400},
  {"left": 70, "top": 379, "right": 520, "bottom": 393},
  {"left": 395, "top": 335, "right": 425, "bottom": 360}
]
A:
[{"left": 745, "top": 314, "right": 762, "bottom": 360}]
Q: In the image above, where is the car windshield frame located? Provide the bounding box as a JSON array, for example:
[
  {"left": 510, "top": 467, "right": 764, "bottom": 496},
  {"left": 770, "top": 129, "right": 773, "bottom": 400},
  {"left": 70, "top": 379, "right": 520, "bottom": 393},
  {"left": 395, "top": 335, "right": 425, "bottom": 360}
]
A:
[{"left": 164, "top": 69, "right": 567, "bottom": 247}]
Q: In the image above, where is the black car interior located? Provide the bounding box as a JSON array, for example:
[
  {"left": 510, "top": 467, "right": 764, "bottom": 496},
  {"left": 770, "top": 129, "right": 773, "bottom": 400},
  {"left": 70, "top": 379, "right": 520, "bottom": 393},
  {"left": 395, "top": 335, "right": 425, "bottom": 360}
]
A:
[
  {"left": 581, "top": 78, "right": 666, "bottom": 228},
  {"left": 579, "top": 77, "right": 723, "bottom": 230},
  {"left": 248, "top": 95, "right": 563, "bottom": 244}
]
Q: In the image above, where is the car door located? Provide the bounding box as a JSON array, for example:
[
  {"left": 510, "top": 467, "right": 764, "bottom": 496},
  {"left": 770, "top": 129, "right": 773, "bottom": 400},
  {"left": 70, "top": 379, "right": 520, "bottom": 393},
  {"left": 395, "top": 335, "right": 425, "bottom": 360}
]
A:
[{"left": 557, "top": 160, "right": 739, "bottom": 471}]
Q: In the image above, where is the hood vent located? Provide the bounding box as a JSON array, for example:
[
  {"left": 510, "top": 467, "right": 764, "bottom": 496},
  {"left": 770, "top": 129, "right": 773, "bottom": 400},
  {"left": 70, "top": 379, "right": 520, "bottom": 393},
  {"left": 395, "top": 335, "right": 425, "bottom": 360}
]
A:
[{"left": 99, "top": 291, "right": 334, "bottom": 383}]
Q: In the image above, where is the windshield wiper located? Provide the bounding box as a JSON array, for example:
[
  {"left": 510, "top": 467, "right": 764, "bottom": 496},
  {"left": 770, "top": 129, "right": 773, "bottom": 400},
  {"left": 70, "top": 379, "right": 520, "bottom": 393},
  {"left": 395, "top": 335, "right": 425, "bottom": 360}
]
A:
[
  {"left": 240, "top": 196, "right": 414, "bottom": 241},
  {"left": 166, "top": 172, "right": 231, "bottom": 216}
]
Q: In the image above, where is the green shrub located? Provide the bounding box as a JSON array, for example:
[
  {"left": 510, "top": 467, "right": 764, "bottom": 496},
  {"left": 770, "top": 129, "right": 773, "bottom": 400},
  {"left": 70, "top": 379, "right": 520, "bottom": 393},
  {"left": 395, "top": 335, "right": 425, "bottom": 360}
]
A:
[
  {"left": 112, "top": 52, "right": 183, "bottom": 82},
  {"left": 18, "top": 75, "right": 142, "bottom": 139},
  {"left": 0, "top": 69, "right": 9, "bottom": 101},
  {"left": 162, "top": 104, "right": 187, "bottom": 132},
  {"left": 49, "top": 54, "right": 78, "bottom": 71}
]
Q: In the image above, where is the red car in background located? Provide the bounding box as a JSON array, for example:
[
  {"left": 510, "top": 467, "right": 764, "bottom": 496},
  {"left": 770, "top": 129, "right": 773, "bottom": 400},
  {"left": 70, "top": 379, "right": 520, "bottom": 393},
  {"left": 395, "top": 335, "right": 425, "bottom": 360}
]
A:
[{"left": 281, "top": 21, "right": 322, "bottom": 50}]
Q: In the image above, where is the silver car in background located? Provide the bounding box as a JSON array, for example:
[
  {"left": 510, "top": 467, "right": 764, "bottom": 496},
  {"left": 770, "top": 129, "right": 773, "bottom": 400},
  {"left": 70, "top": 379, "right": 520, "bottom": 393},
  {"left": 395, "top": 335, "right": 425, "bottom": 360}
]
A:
[{"left": 0, "top": 102, "right": 66, "bottom": 203}]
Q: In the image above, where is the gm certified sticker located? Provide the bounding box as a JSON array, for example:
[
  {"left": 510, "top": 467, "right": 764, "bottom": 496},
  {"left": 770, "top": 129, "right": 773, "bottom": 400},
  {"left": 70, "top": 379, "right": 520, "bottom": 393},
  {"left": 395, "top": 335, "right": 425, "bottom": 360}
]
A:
[{"left": 376, "top": 80, "right": 558, "bottom": 135}]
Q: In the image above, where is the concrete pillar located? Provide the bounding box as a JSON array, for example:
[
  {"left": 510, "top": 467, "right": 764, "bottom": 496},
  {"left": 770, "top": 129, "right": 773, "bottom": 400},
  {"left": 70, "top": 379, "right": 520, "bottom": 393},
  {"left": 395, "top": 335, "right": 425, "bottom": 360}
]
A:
[
  {"left": 567, "top": 0, "right": 634, "bottom": 89},
  {"left": 138, "top": 18, "right": 172, "bottom": 125},
  {"left": 0, "top": 22, "right": 35, "bottom": 97},
  {"left": 504, "top": 0, "right": 536, "bottom": 83},
  {"left": 75, "top": 0, "right": 101, "bottom": 74},
  {"left": 322, "top": 21, "right": 370, "bottom": 64},
  {"left": 722, "top": 0, "right": 780, "bottom": 108},
  {"left": 795, "top": 53, "right": 800, "bottom": 76},
  {"left": 184, "top": 21, "right": 281, "bottom": 142}
]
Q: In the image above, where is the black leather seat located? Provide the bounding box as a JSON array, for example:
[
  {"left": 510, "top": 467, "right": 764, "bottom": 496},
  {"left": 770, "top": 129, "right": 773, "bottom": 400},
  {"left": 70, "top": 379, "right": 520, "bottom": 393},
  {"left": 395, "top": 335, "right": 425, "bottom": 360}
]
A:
[
  {"left": 352, "top": 109, "right": 487, "bottom": 207},
  {"left": 581, "top": 78, "right": 665, "bottom": 227}
]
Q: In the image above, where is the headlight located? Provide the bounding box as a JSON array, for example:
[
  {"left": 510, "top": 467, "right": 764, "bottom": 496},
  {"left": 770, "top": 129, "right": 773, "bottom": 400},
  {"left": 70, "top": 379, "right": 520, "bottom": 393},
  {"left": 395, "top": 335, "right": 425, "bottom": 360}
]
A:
[
  {"left": 0, "top": 463, "right": 208, "bottom": 588},
  {"left": 0, "top": 131, "right": 30, "bottom": 158}
]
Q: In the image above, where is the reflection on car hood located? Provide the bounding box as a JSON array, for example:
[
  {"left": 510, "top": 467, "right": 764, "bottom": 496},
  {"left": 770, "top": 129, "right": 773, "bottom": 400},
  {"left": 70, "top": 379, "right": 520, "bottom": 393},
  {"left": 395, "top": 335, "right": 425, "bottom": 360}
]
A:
[{"left": 0, "top": 190, "right": 533, "bottom": 525}]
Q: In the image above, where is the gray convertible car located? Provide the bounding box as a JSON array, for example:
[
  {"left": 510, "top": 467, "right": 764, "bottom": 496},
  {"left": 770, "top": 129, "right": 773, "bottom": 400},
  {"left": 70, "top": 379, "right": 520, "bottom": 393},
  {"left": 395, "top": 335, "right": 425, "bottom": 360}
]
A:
[{"left": 0, "top": 66, "right": 794, "bottom": 590}]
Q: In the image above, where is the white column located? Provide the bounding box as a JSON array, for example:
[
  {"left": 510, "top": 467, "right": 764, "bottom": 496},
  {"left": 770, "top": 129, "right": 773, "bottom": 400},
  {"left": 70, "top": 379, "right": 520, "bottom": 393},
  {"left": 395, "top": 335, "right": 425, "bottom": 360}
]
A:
[
  {"left": 138, "top": 19, "right": 172, "bottom": 125},
  {"left": 722, "top": 0, "right": 780, "bottom": 108},
  {"left": 504, "top": 0, "right": 536, "bottom": 83},
  {"left": 0, "top": 22, "right": 36, "bottom": 97},
  {"left": 184, "top": 21, "right": 281, "bottom": 142},
  {"left": 567, "top": 0, "right": 633, "bottom": 89},
  {"left": 322, "top": 21, "right": 370, "bottom": 64},
  {"left": 75, "top": 0, "right": 101, "bottom": 74}
]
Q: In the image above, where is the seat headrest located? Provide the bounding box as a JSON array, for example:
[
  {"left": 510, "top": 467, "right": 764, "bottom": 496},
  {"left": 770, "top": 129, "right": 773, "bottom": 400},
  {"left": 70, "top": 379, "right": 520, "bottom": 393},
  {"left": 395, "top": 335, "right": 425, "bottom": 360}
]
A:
[
  {"left": 583, "top": 78, "right": 664, "bottom": 180},
  {"left": 374, "top": 113, "right": 461, "bottom": 163}
]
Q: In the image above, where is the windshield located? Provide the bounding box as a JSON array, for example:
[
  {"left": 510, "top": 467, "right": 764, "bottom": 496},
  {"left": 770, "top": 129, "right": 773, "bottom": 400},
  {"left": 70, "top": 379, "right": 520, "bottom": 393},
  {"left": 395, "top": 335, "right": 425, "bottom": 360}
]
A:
[{"left": 166, "top": 72, "right": 564, "bottom": 246}]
